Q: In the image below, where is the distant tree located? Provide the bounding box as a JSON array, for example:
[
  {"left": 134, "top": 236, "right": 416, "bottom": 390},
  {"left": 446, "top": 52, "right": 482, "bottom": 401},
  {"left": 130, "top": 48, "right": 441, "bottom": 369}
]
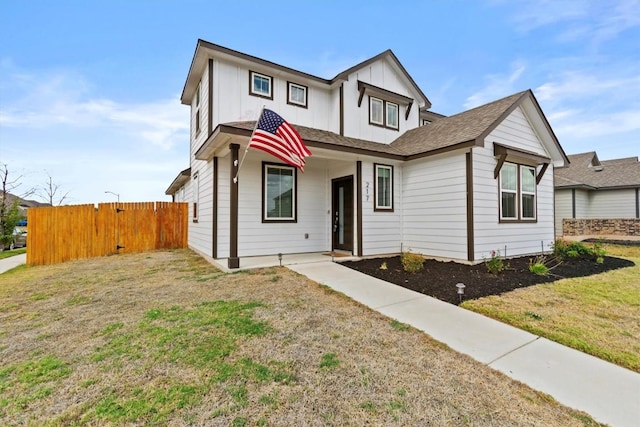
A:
[
  {"left": 38, "top": 171, "right": 70, "bottom": 206},
  {"left": 0, "top": 163, "right": 32, "bottom": 249}
]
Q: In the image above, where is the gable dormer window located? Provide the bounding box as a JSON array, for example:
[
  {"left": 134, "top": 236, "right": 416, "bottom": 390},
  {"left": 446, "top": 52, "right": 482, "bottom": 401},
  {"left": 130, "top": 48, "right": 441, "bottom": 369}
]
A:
[
  {"left": 250, "top": 71, "right": 273, "bottom": 99},
  {"left": 369, "top": 96, "right": 399, "bottom": 130},
  {"left": 359, "top": 81, "right": 412, "bottom": 131},
  {"left": 386, "top": 102, "right": 399, "bottom": 129}
]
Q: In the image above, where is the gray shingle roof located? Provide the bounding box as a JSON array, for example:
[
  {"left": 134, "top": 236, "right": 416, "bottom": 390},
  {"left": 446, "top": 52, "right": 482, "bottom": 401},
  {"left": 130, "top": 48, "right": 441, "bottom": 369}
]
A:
[
  {"left": 554, "top": 152, "right": 640, "bottom": 189},
  {"left": 221, "top": 90, "right": 537, "bottom": 160},
  {"left": 391, "top": 91, "right": 529, "bottom": 156}
]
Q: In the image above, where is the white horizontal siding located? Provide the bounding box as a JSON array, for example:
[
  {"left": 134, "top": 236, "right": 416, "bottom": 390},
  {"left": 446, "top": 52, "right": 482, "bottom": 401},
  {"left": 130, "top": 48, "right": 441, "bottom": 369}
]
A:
[
  {"left": 360, "top": 160, "right": 402, "bottom": 255},
  {"left": 401, "top": 152, "right": 468, "bottom": 260},
  {"left": 473, "top": 109, "right": 556, "bottom": 259},
  {"left": 188, "top": 159, "right": 214, "bottom": 256},
  {"left": 234, "top": 154, "right": 329, "bottom": 257},
  {"left": 575, "top": 189, "right": 589, "bottom": 217}
]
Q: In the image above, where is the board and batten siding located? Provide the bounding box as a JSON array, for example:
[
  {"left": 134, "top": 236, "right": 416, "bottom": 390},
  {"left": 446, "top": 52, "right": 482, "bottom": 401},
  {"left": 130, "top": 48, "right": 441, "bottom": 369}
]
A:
[
  {"left": 473, "top": 107, "right": 555, "bottom": 259},
  {"left": 210, "top": 60, "right": 334, "bottom": 133},
  {"left": 401, "top": 151, "right": 468, "bottom": 260},
  {"left": 342, "top": 59, "right": 421, "bottom": 144},
  {"left": 360, "top": 160, "right": 402, "bottom": 256}
]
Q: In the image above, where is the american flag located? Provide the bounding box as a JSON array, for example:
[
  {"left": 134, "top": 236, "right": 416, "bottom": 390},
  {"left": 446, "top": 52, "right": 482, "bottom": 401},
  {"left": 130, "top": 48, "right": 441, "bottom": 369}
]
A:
[{"left": 249, "top": 109, "right": 312, "bottom": 171}]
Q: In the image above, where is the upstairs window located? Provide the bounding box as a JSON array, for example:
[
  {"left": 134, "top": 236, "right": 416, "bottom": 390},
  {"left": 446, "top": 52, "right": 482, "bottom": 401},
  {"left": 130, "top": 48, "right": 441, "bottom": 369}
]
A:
[
  {"left": 369, "top": 96, "right": 399, "bottom": 130},
  {"left": 250, "top": 71, "right": 273, "bottom": 99},
  {"left": 374, "top": 164, "right": 394, "bottom": 211},
  {"left": 194, "top": 82, "right": 201, "bottom": 134},
  {"left": 370, "top": 97, "right": 384, "bottom": 125},
  {"left": 287, "top": 82, "right": 308, "bottom": 108},
  {"left": 386, "top": 102, "right": 399, "bottom": 129},
  {"left": 499, "top": 162, "right": 537, "bottom": 221}
]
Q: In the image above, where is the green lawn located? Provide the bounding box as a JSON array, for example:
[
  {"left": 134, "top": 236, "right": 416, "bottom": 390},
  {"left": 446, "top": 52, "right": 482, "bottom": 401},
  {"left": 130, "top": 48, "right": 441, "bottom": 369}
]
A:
[
  {"left": 0, "top": 249, "right": 602, "bottom": 426},
  {"left": 0, "top": 248, "right": 26, "bottom": 260},
  {"left": 462, "top": 244, "right": 640, "bottom": 372}
]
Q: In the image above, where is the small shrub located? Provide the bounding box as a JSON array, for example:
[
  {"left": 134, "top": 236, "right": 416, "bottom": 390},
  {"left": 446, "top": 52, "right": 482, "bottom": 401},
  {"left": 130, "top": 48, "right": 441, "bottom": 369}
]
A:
[
  {"left": 553, "top": 239, "right": 606, "bottom": 263},
  {"left": 529, "top": 256, "right": 549, "bottom": 276},
  {"left": 401, "top": 252, "right": 425, "bottom": 273},
  {"left": 485, "top": 250, "right": 507, "bottom": 275},
  {"left": 379, "top": 261, "right": 387, "bottom": 270}
]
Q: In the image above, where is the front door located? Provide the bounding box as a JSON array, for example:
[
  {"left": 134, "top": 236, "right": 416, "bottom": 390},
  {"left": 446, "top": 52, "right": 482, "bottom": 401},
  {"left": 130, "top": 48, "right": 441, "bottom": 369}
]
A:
[{"left": 331, "top": 176, "right": 354, "bottom": 252}]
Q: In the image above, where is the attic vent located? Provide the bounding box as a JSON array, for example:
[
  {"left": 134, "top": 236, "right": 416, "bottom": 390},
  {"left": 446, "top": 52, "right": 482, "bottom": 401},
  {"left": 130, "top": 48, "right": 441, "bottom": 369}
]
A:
[{"left": 594, "top": 166, "right": 604, "bottom": 172}]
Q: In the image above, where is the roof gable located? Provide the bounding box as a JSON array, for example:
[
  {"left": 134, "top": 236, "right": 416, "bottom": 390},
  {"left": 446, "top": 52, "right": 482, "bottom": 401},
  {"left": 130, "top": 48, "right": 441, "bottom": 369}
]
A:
[{"left": 390, "top": 90, "right": 568, "bottom": 164}]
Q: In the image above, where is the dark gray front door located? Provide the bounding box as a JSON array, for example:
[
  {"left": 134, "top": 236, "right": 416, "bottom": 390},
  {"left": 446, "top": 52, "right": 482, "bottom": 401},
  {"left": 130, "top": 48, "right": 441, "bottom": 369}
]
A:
[{"left": 332, "top": 176, "right": 354, "bottom": 252}]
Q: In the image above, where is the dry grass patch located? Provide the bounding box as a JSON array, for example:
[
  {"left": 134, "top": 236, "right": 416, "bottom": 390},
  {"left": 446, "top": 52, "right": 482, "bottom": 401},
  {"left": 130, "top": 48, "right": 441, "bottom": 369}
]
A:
[
  {"left": 463, "top": 244, "right": 640, "bottom": 372},
  {"left": 0, "top": 249, "right": 604, "bottom": 426}
]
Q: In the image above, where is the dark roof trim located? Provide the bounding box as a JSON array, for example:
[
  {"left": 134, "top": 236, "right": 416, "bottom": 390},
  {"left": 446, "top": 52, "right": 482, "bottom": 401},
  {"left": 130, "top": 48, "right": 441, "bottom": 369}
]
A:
[
  {"left": 475, "top": 91, "right": 529, "bottom": 143},
  {"left": 165, "top": 167, "right": 192, "bottom": 195},
  {"left": 494, "top": 143, "right": 550, "bottom": 164},
  {"left": 182, "top": 39, "right": 333, "bottom": 103},
  {"left": 405, "top": 140, "right": 478, "bottom": 161},
  {"left": 357, "top": 80, "right": 414, "bottom": 106},
  {"left": 333, "top": 50, "right": 431, "bottom": 109}
]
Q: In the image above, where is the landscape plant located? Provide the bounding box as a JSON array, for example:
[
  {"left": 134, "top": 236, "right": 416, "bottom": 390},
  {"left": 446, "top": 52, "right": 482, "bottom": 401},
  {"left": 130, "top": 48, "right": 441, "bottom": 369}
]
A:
[
  {"left": 485, "top": 250, "right": 507, "bottom": 275},
  {"left": 400, "top": 251, "right": 425, "bottom": 273}
]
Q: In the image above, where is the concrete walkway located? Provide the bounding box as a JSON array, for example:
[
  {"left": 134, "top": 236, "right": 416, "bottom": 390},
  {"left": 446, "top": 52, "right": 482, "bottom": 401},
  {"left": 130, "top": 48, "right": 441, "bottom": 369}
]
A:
[
  {"left": 0, "top": 253, "right": 26, "bottom": 274},
  {"left": 289, "top": 260, "right": 640, "bottom": 427}
]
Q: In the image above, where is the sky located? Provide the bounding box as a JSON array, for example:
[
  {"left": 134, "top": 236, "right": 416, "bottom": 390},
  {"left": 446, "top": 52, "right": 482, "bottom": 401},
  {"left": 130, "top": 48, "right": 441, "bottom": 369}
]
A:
[{"left": 1, "top": 0, "right": 639, "bottom": 204}]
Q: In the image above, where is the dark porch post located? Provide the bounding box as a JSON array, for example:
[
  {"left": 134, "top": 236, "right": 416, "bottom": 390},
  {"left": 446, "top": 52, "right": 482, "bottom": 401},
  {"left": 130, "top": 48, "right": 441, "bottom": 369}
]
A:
[{"left": 229, "top": 143, "right": 240, "bottom": 269}]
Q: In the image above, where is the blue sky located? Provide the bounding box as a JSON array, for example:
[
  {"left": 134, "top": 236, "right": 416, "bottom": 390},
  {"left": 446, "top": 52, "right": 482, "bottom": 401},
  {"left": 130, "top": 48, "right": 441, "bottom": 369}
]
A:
[{"left": 1, "top": 0, "right": 639, "bottom": 204}]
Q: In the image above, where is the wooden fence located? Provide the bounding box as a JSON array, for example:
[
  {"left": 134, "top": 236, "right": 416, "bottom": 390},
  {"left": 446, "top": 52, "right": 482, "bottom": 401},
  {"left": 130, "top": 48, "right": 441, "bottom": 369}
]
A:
[{"left": 26, "top": 202, "right": 188, "bottom": 266}]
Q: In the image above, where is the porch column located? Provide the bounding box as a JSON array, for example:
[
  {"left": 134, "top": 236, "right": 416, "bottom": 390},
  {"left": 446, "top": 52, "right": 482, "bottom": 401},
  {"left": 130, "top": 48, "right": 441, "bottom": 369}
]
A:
[{"left": 229, "top": 143, "right": 240, "bottom": 269}]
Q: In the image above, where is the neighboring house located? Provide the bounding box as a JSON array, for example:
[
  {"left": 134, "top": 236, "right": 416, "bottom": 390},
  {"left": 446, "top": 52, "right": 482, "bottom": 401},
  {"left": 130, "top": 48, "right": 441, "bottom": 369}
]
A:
[
  {"left": 166, "top": 39, "right": 568, "bottom": 268},
  {"left": 0, "top": 192, "right": 48, "bottom": 223},
  {"left": 554, "top": 152, "right": 640, "bottom": 235}
]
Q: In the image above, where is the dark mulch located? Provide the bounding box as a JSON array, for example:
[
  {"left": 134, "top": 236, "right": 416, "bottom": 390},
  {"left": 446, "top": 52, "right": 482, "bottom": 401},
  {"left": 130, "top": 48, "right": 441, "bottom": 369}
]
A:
[{"left": 342, "top": 254, "right": 635, "bottom": 305}]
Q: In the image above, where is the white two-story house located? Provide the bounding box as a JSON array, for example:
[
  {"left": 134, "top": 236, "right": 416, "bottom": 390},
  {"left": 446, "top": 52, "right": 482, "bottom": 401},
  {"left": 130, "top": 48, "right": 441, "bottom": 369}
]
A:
[{"left": 166, "top": 39, "right": 569, "bottom": 269}]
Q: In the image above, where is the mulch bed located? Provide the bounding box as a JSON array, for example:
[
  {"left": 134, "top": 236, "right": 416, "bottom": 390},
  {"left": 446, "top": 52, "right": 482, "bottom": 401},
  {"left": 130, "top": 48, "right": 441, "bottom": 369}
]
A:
[{"left": 342, "top": 253, "right": 635, "bottom": 305}]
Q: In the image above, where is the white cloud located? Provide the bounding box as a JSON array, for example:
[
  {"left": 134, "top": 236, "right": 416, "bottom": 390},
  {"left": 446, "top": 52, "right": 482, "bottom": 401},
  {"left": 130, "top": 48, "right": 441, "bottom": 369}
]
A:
[
  {"left": 0, "top": 63, "right": 189, "bottom": 204},
  {"left": 0, "top": 65, "right": 188, "bottom": 150},
  {"left": 506, "top": 0, "right": 640, "bottom": 44},
  {"left": 464, "top": 61, "right": 526, "bottom": 109}
]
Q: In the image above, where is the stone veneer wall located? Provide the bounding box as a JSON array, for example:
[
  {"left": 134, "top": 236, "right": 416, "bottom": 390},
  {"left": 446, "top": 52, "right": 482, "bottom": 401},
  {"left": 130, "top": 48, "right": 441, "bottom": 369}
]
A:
[{"left": 563, "top": 218, "right": 640, "bottom": 236}]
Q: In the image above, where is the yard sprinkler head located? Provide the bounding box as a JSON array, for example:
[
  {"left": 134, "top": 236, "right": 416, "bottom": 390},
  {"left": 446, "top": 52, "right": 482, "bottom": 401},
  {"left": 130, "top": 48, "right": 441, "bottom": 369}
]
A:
[
  {"left": 456, "top": 283, "right": 466, "bottom": 304},
  {"left": 278, "top": 253, "right": 283, "bottom": 266}
]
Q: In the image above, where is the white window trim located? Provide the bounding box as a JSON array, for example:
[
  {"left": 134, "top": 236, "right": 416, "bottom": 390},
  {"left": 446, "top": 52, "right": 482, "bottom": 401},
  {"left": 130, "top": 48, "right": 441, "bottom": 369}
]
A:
[
  {"left": 250, "top": 71, "right": 273, "bottom": 99},
  {"left": 193, "top": 171, "right": 200, "bottom": 222},
  {"left": 499, "top": 162, "right": 538, "bottom": 222},
  {"left": 287, "top": 82, "right": 308, "bottom": 108},
  {"left": 263, "top": 163, "right": 297, "bottom": 222},
  {"left": 386, "top": 102, "right": 399, "bottom": 129},
  {"left": 370, "top": 97, "right": 384, "bottom": 125},
  {"left": 374, "top": 164, "right": 394, "bottom": 211},
  {"left": 521, "top": 165, "right": 537, "bottom": 220}
]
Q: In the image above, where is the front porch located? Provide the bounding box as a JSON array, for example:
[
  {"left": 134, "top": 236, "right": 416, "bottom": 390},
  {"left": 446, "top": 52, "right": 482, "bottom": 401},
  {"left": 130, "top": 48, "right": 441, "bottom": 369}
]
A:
[{"left": 198, "top": 250, "right": 359, "bottom": 273}]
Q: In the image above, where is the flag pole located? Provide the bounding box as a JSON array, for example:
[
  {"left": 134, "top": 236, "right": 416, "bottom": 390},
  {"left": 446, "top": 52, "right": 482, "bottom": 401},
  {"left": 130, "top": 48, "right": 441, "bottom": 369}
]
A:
[{"left": 233, "top": 106, "right": 265, "bottom": 184}]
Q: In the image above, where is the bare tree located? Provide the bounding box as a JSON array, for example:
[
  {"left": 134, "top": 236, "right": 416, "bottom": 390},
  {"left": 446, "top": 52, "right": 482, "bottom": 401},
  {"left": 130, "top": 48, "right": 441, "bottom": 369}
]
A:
[
  {"left": 0, "top": 163, "right": 35, "bottom": 249},
  {"left": 38, "top": 171, "right": 70, "bottom": 206}
]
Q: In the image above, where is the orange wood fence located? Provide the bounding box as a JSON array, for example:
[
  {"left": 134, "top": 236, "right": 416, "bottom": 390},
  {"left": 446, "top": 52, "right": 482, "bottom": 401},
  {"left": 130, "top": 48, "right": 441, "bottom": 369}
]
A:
[{"left": 26, "top": 202, "right": 188, "bottom": 266}]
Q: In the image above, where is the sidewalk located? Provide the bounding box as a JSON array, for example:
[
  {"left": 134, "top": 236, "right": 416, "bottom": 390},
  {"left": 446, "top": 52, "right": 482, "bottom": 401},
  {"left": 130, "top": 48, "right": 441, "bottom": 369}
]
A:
[
  {"left": 0, "top": 253, "right": 26, "bottom": 274},
  {"left": 289, "top": 260, "right": 640, "bottom": 427}
]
